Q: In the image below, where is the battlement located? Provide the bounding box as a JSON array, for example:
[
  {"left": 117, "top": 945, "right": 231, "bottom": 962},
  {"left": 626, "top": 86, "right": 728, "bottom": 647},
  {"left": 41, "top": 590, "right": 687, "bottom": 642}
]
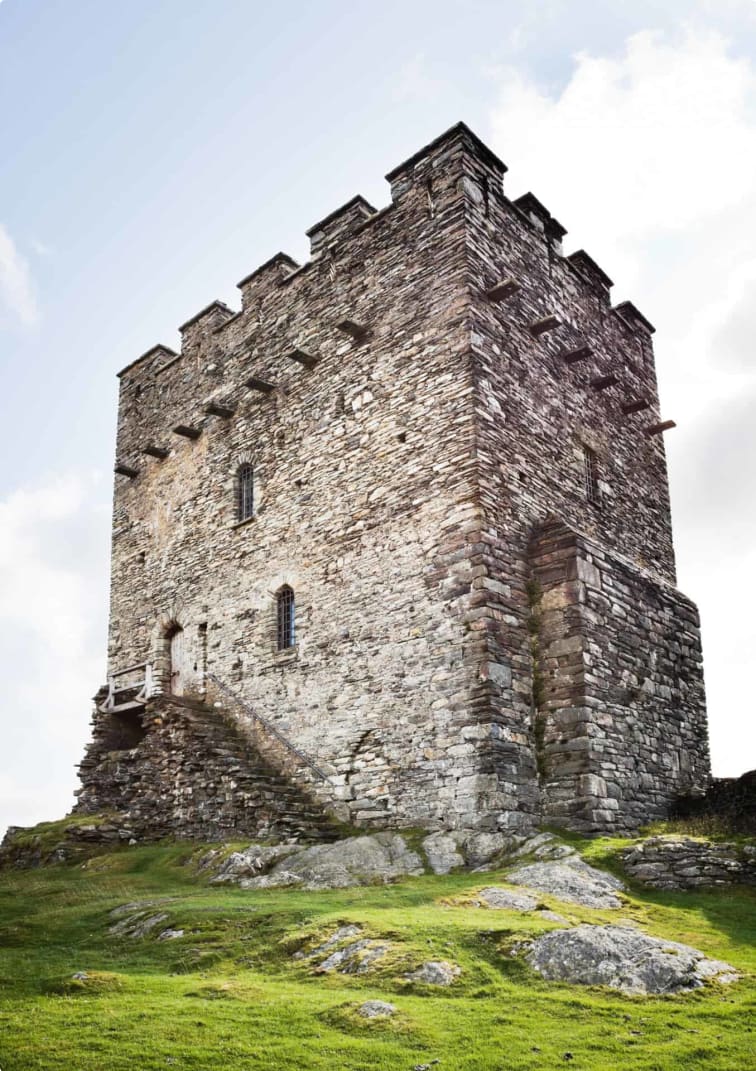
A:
[{"left": 121, "top": 122, "right": 656, "bottom": 385}]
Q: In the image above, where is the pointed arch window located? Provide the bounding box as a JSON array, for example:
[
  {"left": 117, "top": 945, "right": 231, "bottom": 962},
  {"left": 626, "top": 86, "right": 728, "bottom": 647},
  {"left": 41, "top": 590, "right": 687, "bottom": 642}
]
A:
[
  {"left": 237, "top": 464, "right": 254, "bottom": 521},
  {"left": 276, "top": 586, "right": 295, "bottom": 650}
]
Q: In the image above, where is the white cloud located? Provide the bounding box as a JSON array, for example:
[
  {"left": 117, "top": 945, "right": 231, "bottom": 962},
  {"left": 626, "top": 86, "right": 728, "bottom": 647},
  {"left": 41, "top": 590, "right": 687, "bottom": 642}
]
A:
[
  {"left": 489, "top": 25, "right": 756, "bottom": 777},
  {"left": 0, "top": 223, "right": 38, "bottom": 327},
  {"left": 490, "top": 27, "right": 756, "bottom": 286},
  {"left": 0, "top": 473, "right": 110, "bottom": 834}
]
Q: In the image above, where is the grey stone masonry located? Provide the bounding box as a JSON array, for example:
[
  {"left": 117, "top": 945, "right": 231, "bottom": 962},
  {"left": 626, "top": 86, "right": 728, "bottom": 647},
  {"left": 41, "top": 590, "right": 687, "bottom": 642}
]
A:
[{"left": 75, "top": 122, "right": 710, "bottom": 839}]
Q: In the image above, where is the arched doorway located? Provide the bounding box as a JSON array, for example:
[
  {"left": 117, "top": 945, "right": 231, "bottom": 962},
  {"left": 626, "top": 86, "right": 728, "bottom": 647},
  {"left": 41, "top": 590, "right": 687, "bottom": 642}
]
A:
[{"left": 168, "top": 625, "right": 185, "bottom": 696}]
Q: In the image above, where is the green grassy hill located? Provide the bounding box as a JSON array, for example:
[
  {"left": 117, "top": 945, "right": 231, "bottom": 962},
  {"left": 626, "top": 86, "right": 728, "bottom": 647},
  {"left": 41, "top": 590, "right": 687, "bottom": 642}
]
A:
[{"left": 0, "top": 830, "right": 754, "bottom": 1070}]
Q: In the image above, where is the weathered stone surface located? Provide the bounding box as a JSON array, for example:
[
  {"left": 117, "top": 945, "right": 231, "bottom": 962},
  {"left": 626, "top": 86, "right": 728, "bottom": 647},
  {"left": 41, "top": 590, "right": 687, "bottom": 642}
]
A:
[
  {"left": 70, "top": 122, "right": 710, "bottom": 844},
  {"left": 316, "top": 940, "right": 389, "bottom": 974},
  {"left": 405, "top": 961, "right": 461, "bottom": 986},
  {"left": 211, "top": 843, "right": 298, "bottom": 883},
  {"left": 507, "top": 857, "right": 625, "bottom": 909},
  {"left": 473, "top": 887, "right": 539, "bottom": 912},
  {"left": 238, "top": 833, "right": 424, "bottom": 890},
  {"left": 157, "top": 928, "right": 184, "bottom": 940},
  {"left": 461, "top": 831, "right": 514, "bottom": 869},
  {"left": 109, "top": 910, "right": 170, "bottom": 939},
  {"left": 512, "top": 833, "right": 577, "bottom": 860},
  {"left": 622, "top": 836, "right": 756, "bottom": 889},
  {"left": 526, "top": 925, "right": 739, "bottom": 994},
  {"left": 422, "top": 832, "right": 465, "bottom": 874},
  {"left": 357, "top": 1000, "right": 397, "bottom": 1018},
  {"left": 294, "top": 925, "right": 361, "bottom": 958}
]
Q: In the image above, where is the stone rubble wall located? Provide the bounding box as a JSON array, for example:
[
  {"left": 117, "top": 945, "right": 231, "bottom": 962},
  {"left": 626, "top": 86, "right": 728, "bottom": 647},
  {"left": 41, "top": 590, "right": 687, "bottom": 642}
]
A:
[
  {"left": 75, "top": 696, "right": 340, "bottom": 843},
  {"left": 622, "top": 836, "right": 756, "bottom": 889},
  {"left": 673, "top": 770, "right": 756, "bottom": 835}
]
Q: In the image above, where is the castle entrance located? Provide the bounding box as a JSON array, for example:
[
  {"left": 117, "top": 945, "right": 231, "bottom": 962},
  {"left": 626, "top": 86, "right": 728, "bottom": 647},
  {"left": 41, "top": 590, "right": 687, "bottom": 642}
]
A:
[{"left": 169, "top": 626, "right": 185, "bottom": 696}]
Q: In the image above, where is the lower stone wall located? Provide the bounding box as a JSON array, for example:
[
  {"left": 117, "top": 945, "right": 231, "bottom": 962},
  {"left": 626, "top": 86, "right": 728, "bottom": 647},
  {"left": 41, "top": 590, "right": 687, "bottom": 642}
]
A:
[
  {"left": 672, "top": 771, "right": 756, "bottom": 835},
  {"left": 622, "top": 836, "right": 756, "bottom": 889},
  {"left": 75, "top": 695, "right": 340, "bottom": 843},
  {"left": 529, "top": 520, "right": 710, "bottom": 833}
]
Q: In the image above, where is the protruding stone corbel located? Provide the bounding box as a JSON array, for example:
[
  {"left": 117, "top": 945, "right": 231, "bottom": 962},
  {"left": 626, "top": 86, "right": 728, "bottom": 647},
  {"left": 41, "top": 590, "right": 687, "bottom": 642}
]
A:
[
  {"left": 287, "top": 347, "right": 319, "bottom": 369},
  {"left": 590, "top": 374, "right": 618, "bottom": 391},
  {"left": 205, "top": 401, "right": 235, "bottom": 418},
  {"left": 562, "top": 345, "right": 592, "bottom": 365},
  {"left": 336, "top": 319, "right": 371, "bottom": 343},
  {"left": 485, "top": 278, "right": 520, "bottom": 302},
  {"left": 529, "top": 315, "right": 561, "bottom": 337},
  {"left": 143, "top": 445, "right": 169, "bottom": 459},
  {"left": 644, "top": 420, "right": 676, "bottom": 437},
  {"left": 172, "top": 425, "right": 202, "bottom": 440},
  {"left": 621, "top": 398, "right": 651, "bottom": 415},
  {"left": 245, "top": 377, "right": 276, "bottom": 394},
  {"left": 115, "top": 463, "right": 139, "bottom": 478}
]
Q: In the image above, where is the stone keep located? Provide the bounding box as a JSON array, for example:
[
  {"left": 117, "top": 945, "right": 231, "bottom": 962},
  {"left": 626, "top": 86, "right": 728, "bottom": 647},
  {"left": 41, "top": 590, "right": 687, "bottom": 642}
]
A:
[{"left": 76, "top": 123, "right": 711, "bottom": 838}]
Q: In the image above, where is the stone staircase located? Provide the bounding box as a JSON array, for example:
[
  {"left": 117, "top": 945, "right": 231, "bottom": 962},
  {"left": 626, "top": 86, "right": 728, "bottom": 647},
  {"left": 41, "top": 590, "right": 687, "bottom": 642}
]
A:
[{"left": 75, "top": 693, "right": 342, "bottom": 844}]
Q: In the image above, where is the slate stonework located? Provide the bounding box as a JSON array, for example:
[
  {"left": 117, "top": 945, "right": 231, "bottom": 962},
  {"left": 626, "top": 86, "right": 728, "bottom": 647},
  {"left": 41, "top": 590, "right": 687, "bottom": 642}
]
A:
[{"left": 74, "top": 122, "right": 710, "bottom": 838}]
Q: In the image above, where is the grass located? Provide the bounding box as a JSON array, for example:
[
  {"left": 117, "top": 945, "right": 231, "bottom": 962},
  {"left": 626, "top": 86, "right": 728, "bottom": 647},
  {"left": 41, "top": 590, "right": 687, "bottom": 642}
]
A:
[{"left": 0, "top": 834, "right": 754, "bottom": 1070}]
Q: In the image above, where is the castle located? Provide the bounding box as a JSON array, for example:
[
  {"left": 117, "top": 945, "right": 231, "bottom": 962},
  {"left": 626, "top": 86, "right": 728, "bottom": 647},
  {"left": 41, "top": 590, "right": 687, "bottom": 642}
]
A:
[{"left": 75, "top": 122, "right": 711, "bottom": 842}]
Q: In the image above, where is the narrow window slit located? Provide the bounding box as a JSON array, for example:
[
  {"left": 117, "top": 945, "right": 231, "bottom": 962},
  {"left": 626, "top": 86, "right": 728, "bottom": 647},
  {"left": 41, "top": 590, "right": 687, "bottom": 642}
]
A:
[
  {"left": 237, "top": 464, "right": 254, "bottom": 521},
  {"left": 276, "top": 586, "right": 295, "bottom": 650},
  {"left": 583, "top": 445, "right": 600, "bottom": 506}
]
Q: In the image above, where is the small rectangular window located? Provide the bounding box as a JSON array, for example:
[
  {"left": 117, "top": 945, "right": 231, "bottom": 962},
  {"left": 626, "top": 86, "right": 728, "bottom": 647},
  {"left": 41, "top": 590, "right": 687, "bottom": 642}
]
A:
[{"left": 583, "top": 445, "right": 600, "bottom": 506}]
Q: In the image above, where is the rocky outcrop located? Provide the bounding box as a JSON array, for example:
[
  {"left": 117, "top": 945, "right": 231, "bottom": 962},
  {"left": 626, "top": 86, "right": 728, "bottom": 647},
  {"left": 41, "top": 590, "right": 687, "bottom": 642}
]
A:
[
  {"left": 357, "top": 1001, "right": 396, "bottom": 1018},
  {"left": 404, "top": 961, "right": 461, "bottom": 986},
  {"left": 525, "top": 924, "right": 739, "bottom": 994},
  {"left": 622, "top": 836, "right": 756, "bottom": 889},
  {"left": 507, "top": 856, "right": 625, "bottom": 908},
  {"left": 472, "top": 887, "right": 539, "bottom": 912},
  {"left": 224, "top": 833, "right": 425, "bottom": 890}
]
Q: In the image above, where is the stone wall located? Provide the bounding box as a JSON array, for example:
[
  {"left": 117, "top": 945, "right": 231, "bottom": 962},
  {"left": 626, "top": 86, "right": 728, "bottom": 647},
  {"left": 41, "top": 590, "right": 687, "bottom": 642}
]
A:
[
  {"left": 527, "top": 521, "right": 709, "bottom": 832},
  {"left": 622, "top": 836, "right": 756, "bottom": 889},
  {"left": 80, "top": 122, "right": 711, "bottom": 837},
  {"left": 101, "top": 126, "right": 503, "bottom": 833},
  {"left": 673, "top": 770, "right": 756, "bottom": 834},
  {"left": 76, "top": 695, "right": 340, "bottom": 843}
]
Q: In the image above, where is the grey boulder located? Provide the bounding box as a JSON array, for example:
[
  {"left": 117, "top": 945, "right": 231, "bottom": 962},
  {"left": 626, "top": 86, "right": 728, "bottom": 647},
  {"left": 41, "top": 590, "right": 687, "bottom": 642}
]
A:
[
  {"left": 474, "top": 886, "right": 539, "bottom": 912},
  {"left": 239, "top": 833, "right": 424, "bottom": 890},
  {"left": 527, "top": 924, "right": 739, "bottom": 994},
  {"left": 358, "top": 1000, "right": 397, "bottom": 1018},
  {"left": 211, "top": 843, "right": 297, "bottom": 883},
  {"left": 422, "top": 832, "right": 465, "bottom": 875},
  {"left": 507, "top": 857, "right": 625, "bottom": 909},
  {"left": 405, "top": 960, "right": 461, "bottom": 986}
]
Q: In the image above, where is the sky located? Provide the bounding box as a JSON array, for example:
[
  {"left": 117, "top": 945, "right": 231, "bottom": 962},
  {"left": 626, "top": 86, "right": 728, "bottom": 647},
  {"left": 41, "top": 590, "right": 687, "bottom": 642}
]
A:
[{"left": 1, "top": 0, "right": 755, "bottom": 834}]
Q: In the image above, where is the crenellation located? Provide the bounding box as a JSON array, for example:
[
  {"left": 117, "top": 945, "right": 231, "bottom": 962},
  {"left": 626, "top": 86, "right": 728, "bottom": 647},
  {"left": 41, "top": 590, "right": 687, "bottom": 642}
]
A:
[
  {"left": 76, "top": 122, "right": 710, "bottom": 843},
  {"left": 614, "top": 299, "right": 655, "bottom": 334},
  {"left": 567, "top": 250, "right": 613, "bottom": 303},
  {"left": 306, "top": 195, "right": 377, "bottom": 257}
]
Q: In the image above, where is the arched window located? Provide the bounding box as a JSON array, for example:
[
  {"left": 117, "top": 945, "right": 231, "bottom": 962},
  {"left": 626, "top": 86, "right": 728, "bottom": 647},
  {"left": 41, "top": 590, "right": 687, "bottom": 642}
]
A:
[
  {"left": 276, "top": 586, "right": 295, "bottom": 650},
  {"left": 237, "top": 464, "right": 254, "bottom": 521}
]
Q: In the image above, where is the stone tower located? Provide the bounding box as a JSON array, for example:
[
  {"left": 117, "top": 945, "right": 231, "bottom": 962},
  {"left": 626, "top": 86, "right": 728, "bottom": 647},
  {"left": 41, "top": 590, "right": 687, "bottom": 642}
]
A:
[{"left": 76, "top": 123, "right": 710, "bottom": 839}]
